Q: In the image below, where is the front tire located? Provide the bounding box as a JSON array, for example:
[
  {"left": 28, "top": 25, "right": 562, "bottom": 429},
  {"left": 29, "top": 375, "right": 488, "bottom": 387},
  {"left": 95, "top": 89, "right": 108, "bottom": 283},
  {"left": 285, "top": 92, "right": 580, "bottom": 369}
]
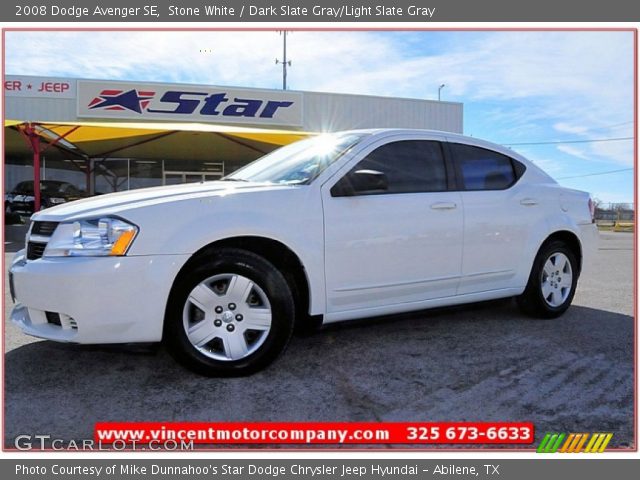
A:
[
  {"left": 164, "top": 248, "right": 295, "bottom": 376},
  {"left": 516, "top": 240, "right": 578, "bottom": 318}
]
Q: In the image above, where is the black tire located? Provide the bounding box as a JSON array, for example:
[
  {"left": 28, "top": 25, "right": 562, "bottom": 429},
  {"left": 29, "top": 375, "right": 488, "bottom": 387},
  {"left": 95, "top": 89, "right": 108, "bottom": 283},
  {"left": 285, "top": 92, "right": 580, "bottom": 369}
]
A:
[
  {"left": 516, "top": 240, "right": 579, "bottom": 319},
  {"left": 164, "top": 248, "right": 295, "bottom": 376}
]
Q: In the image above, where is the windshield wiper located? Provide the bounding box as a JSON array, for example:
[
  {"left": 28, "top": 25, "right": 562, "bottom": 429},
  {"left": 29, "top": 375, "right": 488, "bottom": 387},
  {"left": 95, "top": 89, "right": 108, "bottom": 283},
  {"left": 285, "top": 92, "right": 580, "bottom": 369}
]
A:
[
  {"left": 279, "top": 179, "right": 307, "bottom": 185},
  {"left": 221, "top": 177, "right": 249, "bottom": 182}
]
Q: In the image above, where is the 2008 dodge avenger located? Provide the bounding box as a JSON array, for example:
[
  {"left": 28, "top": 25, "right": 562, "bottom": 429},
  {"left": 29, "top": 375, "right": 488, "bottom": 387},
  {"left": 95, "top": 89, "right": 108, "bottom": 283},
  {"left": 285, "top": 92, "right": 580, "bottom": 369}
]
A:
[{"left": 10, "top": 129, "right": 598, "bottom": 376}]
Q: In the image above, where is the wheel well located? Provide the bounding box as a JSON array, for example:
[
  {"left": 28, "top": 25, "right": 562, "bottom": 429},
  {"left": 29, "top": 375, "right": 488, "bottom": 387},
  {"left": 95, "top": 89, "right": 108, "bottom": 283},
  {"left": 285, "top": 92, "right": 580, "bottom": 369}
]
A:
[
  {"left": 542, "top": 231, "right": 582, "bottom": 273},
  {"left": 177, "top": 236, "right": 312, "bottom": 325}
]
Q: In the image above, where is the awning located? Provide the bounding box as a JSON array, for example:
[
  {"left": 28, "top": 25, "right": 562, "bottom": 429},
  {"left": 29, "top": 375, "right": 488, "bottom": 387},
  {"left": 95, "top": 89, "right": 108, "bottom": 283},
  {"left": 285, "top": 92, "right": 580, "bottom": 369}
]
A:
[{"left": 4, "top": 120, "right": 314, "bottom": 162}]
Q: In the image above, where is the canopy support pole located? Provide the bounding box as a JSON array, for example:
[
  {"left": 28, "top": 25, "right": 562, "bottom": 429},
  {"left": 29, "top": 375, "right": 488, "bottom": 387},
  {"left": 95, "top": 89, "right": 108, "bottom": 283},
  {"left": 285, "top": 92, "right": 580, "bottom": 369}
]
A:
[
  {"left": 86, "top": 158, "right": 93, "bottom": 195},
  {"left": 18, "top": 124, "right": 42, "bottom": 212}
]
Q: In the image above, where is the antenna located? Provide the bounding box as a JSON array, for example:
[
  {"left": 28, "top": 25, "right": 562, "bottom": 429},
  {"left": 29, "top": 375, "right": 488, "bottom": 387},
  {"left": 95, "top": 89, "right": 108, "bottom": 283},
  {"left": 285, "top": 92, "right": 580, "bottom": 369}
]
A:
[{"left": 275, "top": 31, "right": 292, "bottom": 90}]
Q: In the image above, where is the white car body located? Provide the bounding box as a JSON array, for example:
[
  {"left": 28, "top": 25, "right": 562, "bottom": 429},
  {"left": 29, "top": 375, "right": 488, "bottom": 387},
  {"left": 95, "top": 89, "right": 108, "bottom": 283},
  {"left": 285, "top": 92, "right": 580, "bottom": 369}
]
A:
[{"left": 10, "top": 129, "right": 598, "bottom": 354}]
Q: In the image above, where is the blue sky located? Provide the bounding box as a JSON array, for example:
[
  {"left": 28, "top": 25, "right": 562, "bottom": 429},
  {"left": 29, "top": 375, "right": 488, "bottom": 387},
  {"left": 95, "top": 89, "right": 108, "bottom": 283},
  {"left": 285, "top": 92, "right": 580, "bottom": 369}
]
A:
[{"left": 5, "top": 30, "right": 635, "bottom": 203}]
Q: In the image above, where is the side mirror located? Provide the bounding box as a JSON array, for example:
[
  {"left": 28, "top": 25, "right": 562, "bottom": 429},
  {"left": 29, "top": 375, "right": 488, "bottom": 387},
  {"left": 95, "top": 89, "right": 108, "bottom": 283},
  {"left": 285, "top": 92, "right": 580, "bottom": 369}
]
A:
[{"left": 331, "top": 169, "right": 388, "bottom": 197}]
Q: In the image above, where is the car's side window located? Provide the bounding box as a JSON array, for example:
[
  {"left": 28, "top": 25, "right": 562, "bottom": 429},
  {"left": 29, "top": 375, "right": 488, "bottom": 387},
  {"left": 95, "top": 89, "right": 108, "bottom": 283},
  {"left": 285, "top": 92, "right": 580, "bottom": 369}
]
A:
[
  {"left": 332, "top": 140, "right": 447, "bottom": 196},
  {"left": 450, "top": 143, "right": 522, "bottom": 191}
]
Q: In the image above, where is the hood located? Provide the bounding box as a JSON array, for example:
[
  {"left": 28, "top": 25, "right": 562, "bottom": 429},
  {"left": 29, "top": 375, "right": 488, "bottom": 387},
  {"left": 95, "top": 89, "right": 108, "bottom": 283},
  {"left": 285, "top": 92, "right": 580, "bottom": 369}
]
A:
[{"left": 33, "top": 181, "right": 293, "bottom": 221}]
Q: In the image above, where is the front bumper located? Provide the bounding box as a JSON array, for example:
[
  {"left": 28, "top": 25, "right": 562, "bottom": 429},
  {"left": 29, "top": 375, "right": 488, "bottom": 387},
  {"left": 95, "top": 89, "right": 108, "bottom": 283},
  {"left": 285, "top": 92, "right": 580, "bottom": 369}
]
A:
[{"left": 9, "top": 250, "right": 190, "bottom": 344}]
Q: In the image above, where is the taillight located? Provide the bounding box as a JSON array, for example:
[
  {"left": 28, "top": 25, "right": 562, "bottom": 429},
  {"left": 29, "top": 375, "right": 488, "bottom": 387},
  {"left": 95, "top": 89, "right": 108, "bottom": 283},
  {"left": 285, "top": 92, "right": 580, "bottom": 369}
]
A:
[{"left": 588, "top": 197, "right": 596, "bottom": 223}]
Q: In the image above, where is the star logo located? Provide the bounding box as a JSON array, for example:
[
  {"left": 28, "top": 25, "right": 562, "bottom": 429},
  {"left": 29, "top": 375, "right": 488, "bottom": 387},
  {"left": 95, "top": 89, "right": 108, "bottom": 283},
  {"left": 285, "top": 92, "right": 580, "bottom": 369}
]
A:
[{"left": 88, "top": 89, "right": 155, "bottom": 114}]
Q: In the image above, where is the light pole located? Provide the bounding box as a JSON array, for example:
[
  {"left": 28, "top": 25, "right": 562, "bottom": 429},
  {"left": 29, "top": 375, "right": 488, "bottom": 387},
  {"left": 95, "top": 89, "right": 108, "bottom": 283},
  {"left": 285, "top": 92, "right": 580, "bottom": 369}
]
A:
[
  {"left": 438, "top": 84, "right": 446, "bottom": 101},
  {"left": 275, "top": 31, "right": 292, "bottom": 90}
]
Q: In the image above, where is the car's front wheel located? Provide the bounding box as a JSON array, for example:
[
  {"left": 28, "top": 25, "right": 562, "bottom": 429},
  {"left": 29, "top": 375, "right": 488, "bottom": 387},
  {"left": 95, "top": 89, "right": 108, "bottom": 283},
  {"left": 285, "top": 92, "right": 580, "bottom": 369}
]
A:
[
  {"left": 517, "top": 240, "right": 578, "bottom": 318},
  {"left": 164, "top": 248, "right": 295, "bottom": 376}
]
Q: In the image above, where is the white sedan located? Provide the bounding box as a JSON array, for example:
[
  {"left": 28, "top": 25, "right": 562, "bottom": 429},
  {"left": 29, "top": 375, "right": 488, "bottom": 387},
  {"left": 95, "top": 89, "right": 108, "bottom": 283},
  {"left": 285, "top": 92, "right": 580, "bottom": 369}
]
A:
[{"left": 9, "top": 129, "right": 599, "bottom": 376}]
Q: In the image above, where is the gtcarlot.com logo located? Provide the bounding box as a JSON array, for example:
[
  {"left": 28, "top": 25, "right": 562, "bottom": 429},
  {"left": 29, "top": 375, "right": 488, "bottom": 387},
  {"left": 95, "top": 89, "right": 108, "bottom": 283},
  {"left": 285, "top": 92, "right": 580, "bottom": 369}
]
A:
[
  {"left": 14, "top": 434, "right": 193, "bottom": 451},
  {"left": 536, "top": 432, "right": 613, "bottom": 453}
]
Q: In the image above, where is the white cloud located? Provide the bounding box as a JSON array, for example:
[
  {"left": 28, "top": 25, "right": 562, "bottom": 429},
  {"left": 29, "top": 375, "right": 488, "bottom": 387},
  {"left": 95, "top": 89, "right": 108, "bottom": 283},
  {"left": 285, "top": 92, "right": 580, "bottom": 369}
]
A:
[
  {"left": 5, "top": 30, "right": 634, "bottom": 170},
  {"left": 556, "top": 144, "right": 591, "bottom": 161},
  {"left": 551, "top": 122, "right": 633, "bottom": 167},
  {"left": 554, "top": 123, "right": 590, "bottom": 135},
  {"left": 590, "top": 138, "right": 634, "bottom": 167},
  {"left": 5, "top": 31, "right": 287, "bottom": 87},
  {"left": 7, "top": 31, "right": 633, "bottom": 101}
]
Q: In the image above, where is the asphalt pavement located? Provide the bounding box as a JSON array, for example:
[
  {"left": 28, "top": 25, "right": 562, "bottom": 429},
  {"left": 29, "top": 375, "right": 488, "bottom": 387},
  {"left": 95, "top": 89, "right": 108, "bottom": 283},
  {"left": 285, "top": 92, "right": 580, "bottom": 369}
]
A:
[{"left": 3, "top": 231, "right": 635, "bottom": 450}]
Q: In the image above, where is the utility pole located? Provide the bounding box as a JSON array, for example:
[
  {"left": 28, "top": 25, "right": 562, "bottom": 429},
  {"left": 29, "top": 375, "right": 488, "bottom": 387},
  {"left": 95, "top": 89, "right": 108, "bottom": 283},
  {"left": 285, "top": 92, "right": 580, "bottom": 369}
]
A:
[{"left": 275, "top": 31, "right": 292, "bottom": 90}]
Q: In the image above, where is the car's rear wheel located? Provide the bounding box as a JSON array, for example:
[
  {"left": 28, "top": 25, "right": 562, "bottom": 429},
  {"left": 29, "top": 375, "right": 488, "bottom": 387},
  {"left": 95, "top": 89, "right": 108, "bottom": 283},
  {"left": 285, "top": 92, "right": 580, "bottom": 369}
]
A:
[
  {"left": 516, "top": 240, "right": 578, "bottom": 318},
  {"left": 164, "top": 248, "right": 295, "bottom": 376}
]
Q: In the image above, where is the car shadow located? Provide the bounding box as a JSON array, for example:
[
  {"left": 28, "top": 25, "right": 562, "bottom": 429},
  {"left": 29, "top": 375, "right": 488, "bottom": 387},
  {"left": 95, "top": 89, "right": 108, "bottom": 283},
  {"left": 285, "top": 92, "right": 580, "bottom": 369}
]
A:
[{"left": 4, "top": 302, "right": 634, "bottom": 450}]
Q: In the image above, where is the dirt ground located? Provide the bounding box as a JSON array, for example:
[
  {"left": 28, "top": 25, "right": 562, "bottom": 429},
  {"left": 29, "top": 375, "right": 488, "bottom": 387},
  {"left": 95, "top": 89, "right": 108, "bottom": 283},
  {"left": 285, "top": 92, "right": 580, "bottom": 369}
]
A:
[{"left": 3, "top": 231, "right": 635, "bottom": 450}]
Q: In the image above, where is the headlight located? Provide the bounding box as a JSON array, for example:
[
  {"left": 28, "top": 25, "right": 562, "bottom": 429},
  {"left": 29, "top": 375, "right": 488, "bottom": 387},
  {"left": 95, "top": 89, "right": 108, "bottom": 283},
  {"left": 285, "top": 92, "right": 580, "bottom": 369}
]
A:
[
  {"left": 43, "top": 217, "right": 138, "bottom": 257},
  {"left": 48, "top": 197, "right": 66, "bottom": 205}
]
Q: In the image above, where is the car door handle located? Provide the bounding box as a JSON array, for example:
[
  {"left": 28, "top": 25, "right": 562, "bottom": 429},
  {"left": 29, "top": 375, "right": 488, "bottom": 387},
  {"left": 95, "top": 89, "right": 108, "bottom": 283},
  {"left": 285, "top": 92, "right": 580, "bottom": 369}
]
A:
[
  {"left": 430, "top": 202, "right": 457, "bottom": 210},
  {"left": 520, "top": 198, "right": 538, "bottom": 206}
]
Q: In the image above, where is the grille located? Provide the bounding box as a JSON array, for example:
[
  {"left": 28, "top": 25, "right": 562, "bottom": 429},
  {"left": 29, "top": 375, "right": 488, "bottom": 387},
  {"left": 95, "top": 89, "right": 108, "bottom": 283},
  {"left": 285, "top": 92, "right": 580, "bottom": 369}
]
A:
[
  {"left": 31, "top": 221, "right": 59, "bottom": 237},
  {"left": 27, "top": 242, "right": 47, "bottom": 260},
  {"left": 45, "top": 311, "right": 62, "bottom": 326}
]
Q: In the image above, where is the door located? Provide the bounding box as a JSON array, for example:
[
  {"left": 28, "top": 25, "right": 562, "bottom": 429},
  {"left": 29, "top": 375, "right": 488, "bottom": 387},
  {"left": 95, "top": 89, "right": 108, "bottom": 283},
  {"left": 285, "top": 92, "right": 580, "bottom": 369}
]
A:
[
  {"left": 322, "top": 138, "right": 463, "bottom": 316},
  {"left": 448, "top": 141, "right": 536, "bottom": 294}
]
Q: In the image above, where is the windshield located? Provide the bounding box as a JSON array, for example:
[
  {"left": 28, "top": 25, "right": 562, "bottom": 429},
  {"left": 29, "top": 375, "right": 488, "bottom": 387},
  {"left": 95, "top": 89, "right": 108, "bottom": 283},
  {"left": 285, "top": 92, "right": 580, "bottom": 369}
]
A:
[
  {"left": 41, "top": 182, "right": 83, "bottom": 195},
  {"left": 225, "top": 132, "right": 368, "bottom": 185}
]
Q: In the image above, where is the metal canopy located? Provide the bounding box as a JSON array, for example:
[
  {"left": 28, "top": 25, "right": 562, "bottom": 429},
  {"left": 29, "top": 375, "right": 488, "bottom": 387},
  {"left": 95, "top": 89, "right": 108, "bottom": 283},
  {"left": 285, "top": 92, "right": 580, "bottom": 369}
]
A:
[
  {"left": 4, "top": 120, "right": 314, "bottom": 210},
  {"left": 5, "top": 120, "right": 312, "bottom": 159}
]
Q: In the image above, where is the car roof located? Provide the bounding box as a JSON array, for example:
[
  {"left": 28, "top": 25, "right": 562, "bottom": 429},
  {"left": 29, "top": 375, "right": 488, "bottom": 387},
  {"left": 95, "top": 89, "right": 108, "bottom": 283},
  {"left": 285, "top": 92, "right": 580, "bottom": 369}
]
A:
[
  {"left": 339, "top": 128, "right": 536, "bottom": 166},
  {"left": 344, "top": 128, "right": 512, "bottom": 153}
]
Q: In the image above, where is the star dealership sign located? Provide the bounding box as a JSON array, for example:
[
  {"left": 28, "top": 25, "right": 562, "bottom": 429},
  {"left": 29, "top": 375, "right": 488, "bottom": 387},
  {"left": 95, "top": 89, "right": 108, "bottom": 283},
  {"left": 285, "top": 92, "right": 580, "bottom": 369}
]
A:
[
  {"left": 78, "top": 80, "right": 303, "bottom": 127},
  {"left": 88, "top": 89, "right": 155, "bottom": 114}
]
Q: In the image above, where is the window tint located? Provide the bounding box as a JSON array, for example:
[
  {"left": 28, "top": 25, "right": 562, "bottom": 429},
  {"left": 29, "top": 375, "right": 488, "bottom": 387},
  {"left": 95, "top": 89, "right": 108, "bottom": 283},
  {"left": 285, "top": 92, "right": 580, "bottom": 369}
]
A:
[
  {"left": 512, "top": 158, "right": 526, "bottom": 179},
  {"left": 450, "top": 143, "right": 517, "bottom": 191},
  {"left": 340, "top": 140, "right": 447, "bottom": 195}
]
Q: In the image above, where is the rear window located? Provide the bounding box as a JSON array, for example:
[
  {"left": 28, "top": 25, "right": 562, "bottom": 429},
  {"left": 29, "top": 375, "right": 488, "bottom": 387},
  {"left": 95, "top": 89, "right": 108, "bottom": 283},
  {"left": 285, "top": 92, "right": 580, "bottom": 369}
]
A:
[{"left": 449, "top": 143, "right": 523, "bottom": 191}]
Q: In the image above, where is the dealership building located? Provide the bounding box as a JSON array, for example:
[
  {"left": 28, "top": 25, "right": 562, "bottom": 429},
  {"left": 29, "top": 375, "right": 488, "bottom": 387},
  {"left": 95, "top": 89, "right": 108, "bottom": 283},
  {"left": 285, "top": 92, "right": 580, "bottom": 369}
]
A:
[{"left": 4, "top": 74, "right": 463, "bottom": 208}]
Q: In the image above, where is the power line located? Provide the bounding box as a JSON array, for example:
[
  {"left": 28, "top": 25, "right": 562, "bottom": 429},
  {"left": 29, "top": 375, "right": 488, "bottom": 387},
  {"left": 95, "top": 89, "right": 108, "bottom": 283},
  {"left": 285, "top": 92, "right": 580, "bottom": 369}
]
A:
[
  {"left": 555, "top": 167, "right": 633, "bottom": 180},
  {"left": 588, "top": 121, "right": 634, "bottom": 131},
  {"left": 504, "top": 137, "right": 633, "bottom": 147},
  {"left": 556, "top": 121, "right": 634, "bottom": 134}
]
